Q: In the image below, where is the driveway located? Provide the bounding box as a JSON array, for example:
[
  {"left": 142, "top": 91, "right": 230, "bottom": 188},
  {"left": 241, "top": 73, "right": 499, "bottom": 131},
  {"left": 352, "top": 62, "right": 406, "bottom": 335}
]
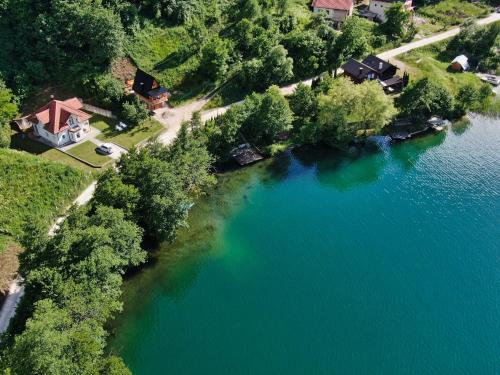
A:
[
  {"left": 85, "top": 136, "right": 128, "bottom": 160},
  {"left": 155, "top": 99, "right": 210, "bottom": 144},
  {"left": 58, "top": 126, "right": 127, "bottom": 160}
]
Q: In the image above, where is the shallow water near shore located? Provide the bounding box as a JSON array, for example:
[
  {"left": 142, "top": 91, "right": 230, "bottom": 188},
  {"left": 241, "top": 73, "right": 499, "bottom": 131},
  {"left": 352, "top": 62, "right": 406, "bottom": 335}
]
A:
[{"left": 111, "top": 114, "right": 500, "bottom": 375}]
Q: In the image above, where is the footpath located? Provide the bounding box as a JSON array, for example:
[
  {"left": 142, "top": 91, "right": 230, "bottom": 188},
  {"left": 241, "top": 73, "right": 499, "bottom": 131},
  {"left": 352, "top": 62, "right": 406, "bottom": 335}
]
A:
[{"left": 0, "top": 183, "right": 97, "bottom": 337}]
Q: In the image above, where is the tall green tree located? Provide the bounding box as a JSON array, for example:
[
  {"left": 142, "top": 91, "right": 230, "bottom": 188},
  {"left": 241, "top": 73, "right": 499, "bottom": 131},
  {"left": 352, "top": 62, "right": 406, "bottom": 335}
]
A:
[
  {"left": 0, "top": 79, "right": 17, "bottom": 148},
  {"left": 199, "top": 37, "right": 230, "bottom": 81},
  {"left": 92, "top": 170, "right": 140, "bottom": 220},
  {"left": 318, "top": 77, "right": 396, "bottom": 144},
  {"left": 382, "top": 3, "right": 414, "bottom": 41},
  {"left": 397, "top": 78, "right": 454, "bottom": 120},
  {"left": 240, "top": 45, "right": 293, "bottom": 90},
  {"left": 283, "top": 30, "right": 327, "bottom": 77},
  {"left": 289, "top": 82, "right": 317, "bottom": 125},
  {"left": 330, "top": 17, "right": 369, "bottom": 75},
  {"left": 242, "top": 85, "right": 293, "bottom": 143}
]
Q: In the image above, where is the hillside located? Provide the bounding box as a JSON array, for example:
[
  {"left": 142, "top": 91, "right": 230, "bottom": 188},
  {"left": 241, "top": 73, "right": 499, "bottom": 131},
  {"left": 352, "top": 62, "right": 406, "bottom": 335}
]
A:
[{"left": 0, "top": 148, "right": 89, "bottom": 248}]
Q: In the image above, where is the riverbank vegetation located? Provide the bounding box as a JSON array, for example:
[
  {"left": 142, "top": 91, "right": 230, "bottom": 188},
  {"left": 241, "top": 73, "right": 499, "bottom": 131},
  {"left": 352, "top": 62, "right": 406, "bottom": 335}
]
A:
[
  {"left": 0, "top": 205, "right": 145, "bottom": 374},
  {"left": 0, "top": 122, "right": 216, "bottom": 374}
]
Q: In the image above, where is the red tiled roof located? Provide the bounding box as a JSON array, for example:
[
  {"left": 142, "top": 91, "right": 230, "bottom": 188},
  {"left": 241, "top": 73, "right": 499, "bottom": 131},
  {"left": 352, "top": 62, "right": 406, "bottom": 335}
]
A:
[
  {"left": 30, "top": 98, "right": 91, "bottom": 134},
  {"left": 312, "top": 0, "right": 353, "bottom": 10}
]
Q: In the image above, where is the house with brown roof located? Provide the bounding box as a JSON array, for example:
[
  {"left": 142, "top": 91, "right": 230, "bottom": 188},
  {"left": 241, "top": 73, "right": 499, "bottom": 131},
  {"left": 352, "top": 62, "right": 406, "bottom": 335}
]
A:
[
  {"left": 22, "top": 98, "right": 91, "bottom": 147},
  {"left": 312, "top": 0, "right": 354, "bottom": 29}
]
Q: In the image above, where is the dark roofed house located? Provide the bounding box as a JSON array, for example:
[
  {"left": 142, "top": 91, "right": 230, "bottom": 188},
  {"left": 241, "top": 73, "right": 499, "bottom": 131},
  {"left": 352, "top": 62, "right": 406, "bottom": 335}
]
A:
[
  {"left": 341, "top": 55, "right": 407, "bottom": 93},
  {"left": 362, "top": 55, "right": 397, "bottom": 81},
  {"left": 132, "top": 69, "right": 170, "bottom": 111},
  {"left": 341, "top": 58, "right": 379, "bottom": 83}
]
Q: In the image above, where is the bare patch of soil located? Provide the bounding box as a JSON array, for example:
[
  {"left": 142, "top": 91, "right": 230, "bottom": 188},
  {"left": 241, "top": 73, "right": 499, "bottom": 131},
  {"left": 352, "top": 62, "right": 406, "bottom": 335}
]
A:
[
  {"left": 0, "top": 241, "right": 21, "bottom": 298},
  {"left": 111, "top": 57, "right": 137, "bottom": 82}
]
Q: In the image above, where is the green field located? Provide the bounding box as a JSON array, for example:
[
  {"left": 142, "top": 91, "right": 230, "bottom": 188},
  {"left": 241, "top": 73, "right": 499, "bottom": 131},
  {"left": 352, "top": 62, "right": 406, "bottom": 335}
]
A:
[
  {"left": 66, "top": 141, "right": 113, "bottom": 167},
  {"left": 126, "top": 23, "right": 208, "bottom": 104},
  {"left": 418, "top": 0, "right": 491, "bottom": 27},
  {"left": 398, "top": 42, "right": 487, "bottom": 95},
  {"left": 0, "top": 148, "right": 89, "bottom": 247},
  {"left": 93, "top": 116, "right": 164, "bottom": 149},
  {"left": 10, "top": 133, "right": 97, "bottom": 172}
]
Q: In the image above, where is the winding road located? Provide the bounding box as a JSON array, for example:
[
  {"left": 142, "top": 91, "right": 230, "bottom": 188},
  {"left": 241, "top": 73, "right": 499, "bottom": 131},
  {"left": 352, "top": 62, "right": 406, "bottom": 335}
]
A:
[{"left": 1, "top": 12, "right": 499, "bottom": 338}]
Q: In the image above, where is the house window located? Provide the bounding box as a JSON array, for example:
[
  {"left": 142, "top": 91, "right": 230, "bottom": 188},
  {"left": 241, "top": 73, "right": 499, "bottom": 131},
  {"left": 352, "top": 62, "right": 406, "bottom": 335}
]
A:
[
  {"left": 76, "top": 133, "right": 80, "bottom": 138},
  {"left": 62, "top": 135, "right": 66, "bottom": 139}
]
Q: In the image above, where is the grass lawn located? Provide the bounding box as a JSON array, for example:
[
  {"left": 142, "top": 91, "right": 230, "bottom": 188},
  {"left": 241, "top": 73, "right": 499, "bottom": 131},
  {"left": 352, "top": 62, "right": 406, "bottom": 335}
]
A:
[
  {"left": 417, "top": 0, "right": 492, "bottom": 28},
  {"left": 66, "top": 141, "right": 113, "bottom": 167},
  {"left": 397, "top": 42, "right": 487, "bottom": 95},
  {"left": 126, "top": 23, "right": 208, "bottom": 104},
  {"left": 0, "top": 148, "right": 89, "bottom": 242},
  {"left": 93, "top": 116, "right": 164, "bottom": 149},
  {"left": 10, "top": 132, "right": 97, "bottom": 173}
]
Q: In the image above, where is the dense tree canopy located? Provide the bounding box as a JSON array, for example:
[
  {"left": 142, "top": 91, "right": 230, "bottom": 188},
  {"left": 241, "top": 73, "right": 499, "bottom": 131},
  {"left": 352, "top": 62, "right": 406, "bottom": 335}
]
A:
[
  {"left": 397, "top": 78, "right": 454, "bottom": 119},
  {"left": 283, "top": 30, "right": 327, "bottom": 78},
  {"left": 204, "top": 86, "right": 293, "bottom": 158},
  {"left": 199, "top": 37, "right": 231, "bottom": 81},
  {"left": 318, "top": 77, "right": 396, "bottom": 144},
  {"left": 2, "top": 205, "right": 145, "bottom": 375},
  {"left": 0, "top": 79, "right": 18, "bottom": 148},
  {"left": 382, "top": 3, "right": 415, "bottom": 41},
  {"left": 1, "top": 0, "right": 125, "bottom": 87}
]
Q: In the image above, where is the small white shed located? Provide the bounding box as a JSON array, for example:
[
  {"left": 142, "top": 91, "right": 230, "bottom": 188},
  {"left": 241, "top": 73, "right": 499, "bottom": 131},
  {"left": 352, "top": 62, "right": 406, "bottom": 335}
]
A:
[{"left": 451, "top": 55, "right": 470, "bottom": 72}]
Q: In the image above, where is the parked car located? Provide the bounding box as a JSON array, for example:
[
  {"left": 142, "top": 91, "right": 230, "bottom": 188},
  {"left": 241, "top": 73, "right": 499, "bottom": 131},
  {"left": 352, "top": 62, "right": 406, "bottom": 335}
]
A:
[
  {"left": 96, "top": 143, "right": 113, "bottom": 155},
  {"left": 115, "top": 122, "right": 128, "bottom": 132}
]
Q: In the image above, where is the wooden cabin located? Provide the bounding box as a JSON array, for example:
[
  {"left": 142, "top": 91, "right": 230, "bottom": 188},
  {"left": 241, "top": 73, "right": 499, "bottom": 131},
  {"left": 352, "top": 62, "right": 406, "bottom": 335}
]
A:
[{"left": 132, "top": 69, "right": 170, "bottom": 111}]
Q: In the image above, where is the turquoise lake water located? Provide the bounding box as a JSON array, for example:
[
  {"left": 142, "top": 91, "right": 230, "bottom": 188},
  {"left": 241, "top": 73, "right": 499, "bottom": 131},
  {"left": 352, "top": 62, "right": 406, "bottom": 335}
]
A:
[{"left": 111, "top": 115, "right": 500, "bottom": 374}]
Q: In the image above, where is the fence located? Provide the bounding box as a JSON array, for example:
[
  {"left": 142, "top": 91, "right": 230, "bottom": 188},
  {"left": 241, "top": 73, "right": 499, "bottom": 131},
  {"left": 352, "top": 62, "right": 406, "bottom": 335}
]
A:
[{"left": 82, "top": 103, "right": 117, "bottom": 119}]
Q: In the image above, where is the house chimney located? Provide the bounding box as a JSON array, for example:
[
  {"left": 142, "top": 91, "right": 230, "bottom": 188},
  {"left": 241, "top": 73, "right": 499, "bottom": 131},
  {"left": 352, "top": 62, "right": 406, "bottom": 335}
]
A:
[
  {"left": 50, "top": 94, "right": 54, "bottom": 100},
  {"left": 379, "top": 62, "right": 383, "bottom": 70},
  {"left": 359, "top": 67, "right": 363, "bottom": 76}
]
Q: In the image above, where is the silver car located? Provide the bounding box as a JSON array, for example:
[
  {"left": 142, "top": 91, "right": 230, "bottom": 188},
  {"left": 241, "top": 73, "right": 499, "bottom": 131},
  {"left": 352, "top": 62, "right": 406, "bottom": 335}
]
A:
[{"left": 96, "top": 143, "right": 113, "bottom": 155}]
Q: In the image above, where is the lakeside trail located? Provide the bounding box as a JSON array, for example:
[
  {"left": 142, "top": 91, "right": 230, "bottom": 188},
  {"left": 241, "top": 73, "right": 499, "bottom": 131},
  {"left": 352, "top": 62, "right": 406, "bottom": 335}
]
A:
[
  {"left": 154, "top": 12, "right": 500, "bottom": 139},
  {"left": 0, "top": 182, "right": 97, "bottom": 337},
  {"left": 1, "top": 11, "right": 499, "bottom": 338}
]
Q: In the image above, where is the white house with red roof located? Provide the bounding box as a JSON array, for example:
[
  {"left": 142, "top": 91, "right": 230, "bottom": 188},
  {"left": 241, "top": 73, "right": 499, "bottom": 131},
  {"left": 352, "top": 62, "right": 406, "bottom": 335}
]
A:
[
  {"left": 26, "top": 98, "right": 92, "bottom": 147},
  {"left": 312, "top": 0, "right": 354, "bottom": 28},
  {"left": 368, "top": 0, "right": 413, "bottom": 22}
]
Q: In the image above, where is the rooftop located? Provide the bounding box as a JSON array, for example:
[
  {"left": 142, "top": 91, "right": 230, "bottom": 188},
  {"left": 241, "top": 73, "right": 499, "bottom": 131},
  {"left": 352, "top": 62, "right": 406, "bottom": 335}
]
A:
[
  {"left": 30, "top": 98, "right": 91, "bottom": 134},
  {"left": 312, "top": 0, "right": 354, "bottom": 11},
  {"left": 133, "top": 69, "right": 169, "bottom": 99}
]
